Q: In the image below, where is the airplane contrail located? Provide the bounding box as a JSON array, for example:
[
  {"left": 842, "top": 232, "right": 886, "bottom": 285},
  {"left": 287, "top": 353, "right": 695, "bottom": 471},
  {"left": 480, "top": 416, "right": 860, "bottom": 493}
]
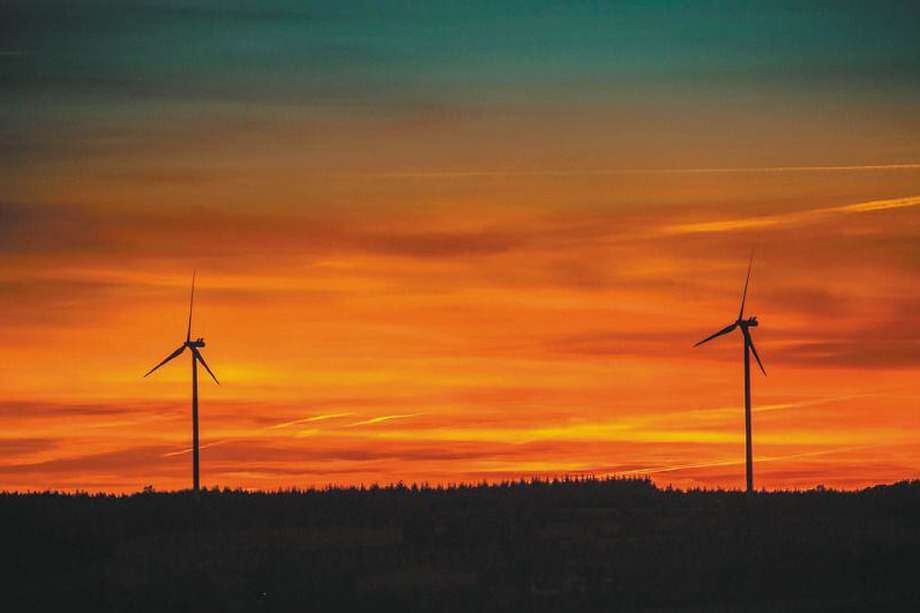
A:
[
  {"left": 161, "top": 411, "right": 409, "bottom": 456},
  {"left": 162, "top": 439, "right": 232, "bottom": 457},
  {"left": 343, "top": 413, "right": 422, "bottom": 427},
  {"left": 664, "top": 194, "right": 920, "bottom": 235},
  {"left": 691, "top": 394, "right": 873, "bottom": 419},
  {"left": 267, "top": 412, "right": 354, "bottom": 430},
  {"left": 612, "top": 444, "right": 884, "bottom": 477},
  {"left": 162, "top": 411, "right": 354, "bottom": 455},
  {"left": 347, "top": 163, "right": 920, "bottom": 179},
  {"left": 160, "top": 394, "right": 868, "bottom": 457}
]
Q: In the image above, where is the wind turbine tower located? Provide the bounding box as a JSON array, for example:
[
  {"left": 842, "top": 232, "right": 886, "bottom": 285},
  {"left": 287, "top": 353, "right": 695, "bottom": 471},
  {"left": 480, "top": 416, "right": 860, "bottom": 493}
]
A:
[
  {"left": 144, "top": 272, "right": 220, "bottom": 494},
  {"left": 694, "top": 257, "right": 766, "bottom": 493}
]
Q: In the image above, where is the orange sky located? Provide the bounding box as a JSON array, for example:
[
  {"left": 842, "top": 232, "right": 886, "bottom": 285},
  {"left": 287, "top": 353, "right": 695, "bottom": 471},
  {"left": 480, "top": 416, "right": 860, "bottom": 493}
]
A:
[
  {"left": 3, "top": 160, "right": 918, "bottom": 492},
  {"left": 2, "top": 2, "right": 919, "bottom": 492}
]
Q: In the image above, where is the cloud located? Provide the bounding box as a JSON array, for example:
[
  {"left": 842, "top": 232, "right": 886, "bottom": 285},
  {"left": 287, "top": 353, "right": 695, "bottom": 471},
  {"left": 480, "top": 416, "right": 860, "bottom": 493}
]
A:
[
  {"left": 0, "top": 438, "right": 56, "bottom": 457},
  {"left": 778, "top": 339, "right": 920, "bottom": 369},
  {"left": 352, "top": 163, "right": 920, "bottom": 180},
  {"left": 0, "top": 445, "right": 176, "bottom": 476},
  {"left": 545, "top": 330, "right": 681, "bottom": 357},
  {"left": 158, "top": 438, "right": 593, "bottom": 469},
  {"left": 160, "top": 411, "right": 358, "bottom": 457},
  {"left": 162, "top": 439, "right": 232, "bottom": 457},
  {"left": 611, "top": 444, "right": 883, "bottom": 477},
  {"left": 344, "top": 414, "right": 423, "bottom": 428},
  {"left": 267, "top": 412, "right": 354, "bottom": 430},
  {"left": 0, "top": 202, "right": 105, "bottom": 256},
  {"left": 765, "top": 295, "right": 920, "bottom": 369},
  {"left": 0, "top": 201, "right": 536, "bottom": 266},
  {"left": 0, "top": 400, "right": 176, "bottom": 419},
  {"left": 354, "top": 230, "right": 520, "bottom": 258},
  {"left": 663, "top": 195, "right": 920, "bottom": 236}
]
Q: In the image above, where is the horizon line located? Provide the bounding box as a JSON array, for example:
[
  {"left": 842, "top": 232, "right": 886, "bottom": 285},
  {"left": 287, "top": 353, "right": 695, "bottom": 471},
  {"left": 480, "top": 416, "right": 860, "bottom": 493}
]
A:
[{"left": 2, "top": 473, "right": 914, "bottom": 497}]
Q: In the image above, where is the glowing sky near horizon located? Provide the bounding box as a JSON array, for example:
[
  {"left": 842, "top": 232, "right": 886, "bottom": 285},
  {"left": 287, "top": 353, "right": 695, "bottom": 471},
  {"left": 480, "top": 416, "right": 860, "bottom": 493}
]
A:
[{"left": 1, "top": 1, "right": 919, "bottom": 492}]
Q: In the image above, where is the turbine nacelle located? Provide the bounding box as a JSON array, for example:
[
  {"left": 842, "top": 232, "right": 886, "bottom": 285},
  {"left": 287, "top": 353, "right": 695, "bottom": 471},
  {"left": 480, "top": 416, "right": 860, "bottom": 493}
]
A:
[
  {"left": 144, "top": 275, "right": 220, "bottom": 385},
  {"left": 693, "top": 255, "right": 766, "bottom": 377}
]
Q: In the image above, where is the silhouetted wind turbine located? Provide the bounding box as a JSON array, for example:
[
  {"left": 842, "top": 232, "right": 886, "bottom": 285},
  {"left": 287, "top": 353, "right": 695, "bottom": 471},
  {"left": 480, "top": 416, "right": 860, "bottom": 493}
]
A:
[
  {"left": 694, "top": 256, "right": 766, "bottom": 494},
  {"left": 144, "top": 272, "right": 219, "bottom": 495}
]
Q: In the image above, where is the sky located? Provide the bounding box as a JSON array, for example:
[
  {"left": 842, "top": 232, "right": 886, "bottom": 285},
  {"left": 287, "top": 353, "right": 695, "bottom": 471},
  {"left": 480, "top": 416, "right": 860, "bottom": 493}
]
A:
[{"left": 1, "top": 1, "right": 919, "bottom": 492}]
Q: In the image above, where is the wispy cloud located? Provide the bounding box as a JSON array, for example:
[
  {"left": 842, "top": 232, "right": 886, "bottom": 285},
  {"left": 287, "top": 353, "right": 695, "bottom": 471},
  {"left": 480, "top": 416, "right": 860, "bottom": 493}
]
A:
[
  {"left": 350, "top": 163, "right": 920, "bottom": 180},
  {"left": 267, "top": 412, "right": 354, "bottom": 430},
  {"left": 161, "top": 411, "right": 356, "bottom": 456},
  {"left": 663, "top": 195, "right": 920, "bottom": 235},
  {"left": 344, "top": 414, "right": 423, "bottom": 428},
  {"left": 160, "top": 412, "right": 423, "bottom": 457},
  {"left": 679, "top": 395, "right": 873, "bottom": 420},
  {"left": 611, "top": 444, "right": 884, "bottom": 477},
  {"left": 350, "top": 396, "right": 863, "bottom": 445},
  {"left": 162, "top": 439, "right": 232, "bottom": 457}
]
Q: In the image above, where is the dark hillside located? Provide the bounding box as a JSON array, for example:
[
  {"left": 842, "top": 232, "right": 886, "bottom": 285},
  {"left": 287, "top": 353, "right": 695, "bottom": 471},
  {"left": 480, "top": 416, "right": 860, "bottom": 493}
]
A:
[{"left": 3, "top": 478, "right": 920, "bottom": 611}]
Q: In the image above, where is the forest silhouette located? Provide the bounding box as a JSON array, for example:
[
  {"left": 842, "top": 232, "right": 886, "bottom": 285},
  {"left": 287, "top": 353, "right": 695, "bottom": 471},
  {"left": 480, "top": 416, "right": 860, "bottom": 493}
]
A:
[{"left": 4, "top": 477, "right": 920, "bottom": 611}]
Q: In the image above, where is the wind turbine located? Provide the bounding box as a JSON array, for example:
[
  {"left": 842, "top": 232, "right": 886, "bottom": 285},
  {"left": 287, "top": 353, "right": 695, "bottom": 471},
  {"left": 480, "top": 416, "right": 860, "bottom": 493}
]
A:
[
  {"left": 694, "top": 256, "right": 766, "bottom": 494},
  {"left": 144, "top": 272, "right": 219, "bottom": 495}
]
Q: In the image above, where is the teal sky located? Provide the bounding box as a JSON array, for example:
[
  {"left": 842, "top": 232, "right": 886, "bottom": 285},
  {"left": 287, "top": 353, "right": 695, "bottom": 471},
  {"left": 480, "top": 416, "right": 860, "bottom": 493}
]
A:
[{"left": 4, "top": 1, "right": 920, "bottom": 174}]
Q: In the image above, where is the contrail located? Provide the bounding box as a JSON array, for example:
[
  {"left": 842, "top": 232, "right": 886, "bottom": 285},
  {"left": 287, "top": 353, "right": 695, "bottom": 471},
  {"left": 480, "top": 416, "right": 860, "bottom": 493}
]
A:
[
  {"left": 612, "top": 444, "right": 883, "bottom": 477},
  {"left": 267, "top": 412, "right": 354, "bottom": 430},
  {"left": 343, "top": 413, "right": 422, "bottom": 427},
  {"left": 162, "top": 395, "right": 866, "bottom": 457},
  {"left": 664, "top": 194, "right": 920, "bottom": 235},
  {"left": 162, "top": 439, "right": 232, "bottom": 457},
  {"left": 162, "top": 411, "right": 354, "bottom": 456},
  {"left": 348, "top": 163, "right": 920, "bottom": 180},
  {"left": 699, "top": 394, "right": 873, "bottom": 418},
  {"left": 161, "top": 411, "right": 409, "bottom": 456}
]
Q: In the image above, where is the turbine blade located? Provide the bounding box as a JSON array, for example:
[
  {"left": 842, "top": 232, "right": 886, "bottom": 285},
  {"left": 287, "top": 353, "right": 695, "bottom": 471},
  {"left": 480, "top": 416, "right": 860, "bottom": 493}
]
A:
[
  {"left": 192, "top": 347, "right": 220, "bottom": 385},
  {"left": 743, "top": 328, "right": 767, "bottom": 376},
  {"left": 186, "top": 270, "right": 196, "bottom": 343},
  {"left": 738, "top": 253, "right": 753, "bottom": 321},
  {"left": 694, "top": 322, "right": 737, "bottom": 347},
  {"left": 144, "top": 345, "right": 186, "bottom": 378}
]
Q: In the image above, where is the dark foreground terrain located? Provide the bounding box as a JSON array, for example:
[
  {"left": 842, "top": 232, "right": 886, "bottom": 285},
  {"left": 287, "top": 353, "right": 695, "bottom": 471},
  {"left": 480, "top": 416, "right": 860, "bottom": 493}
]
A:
[{"left": 3, "top": 478, "right": 920, "bottom": 612}]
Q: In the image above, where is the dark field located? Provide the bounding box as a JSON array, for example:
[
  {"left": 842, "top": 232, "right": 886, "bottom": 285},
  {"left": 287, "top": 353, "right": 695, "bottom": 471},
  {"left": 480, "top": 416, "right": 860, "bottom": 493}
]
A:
[{"left": 3, "top": 478, "right": 920, "bottom": 612}]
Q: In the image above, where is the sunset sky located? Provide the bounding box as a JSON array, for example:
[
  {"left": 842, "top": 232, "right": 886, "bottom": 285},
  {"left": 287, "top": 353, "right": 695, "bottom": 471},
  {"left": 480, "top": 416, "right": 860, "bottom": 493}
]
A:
[{"left": 2, "top": 1, "right": 919, "bottom": 492}]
